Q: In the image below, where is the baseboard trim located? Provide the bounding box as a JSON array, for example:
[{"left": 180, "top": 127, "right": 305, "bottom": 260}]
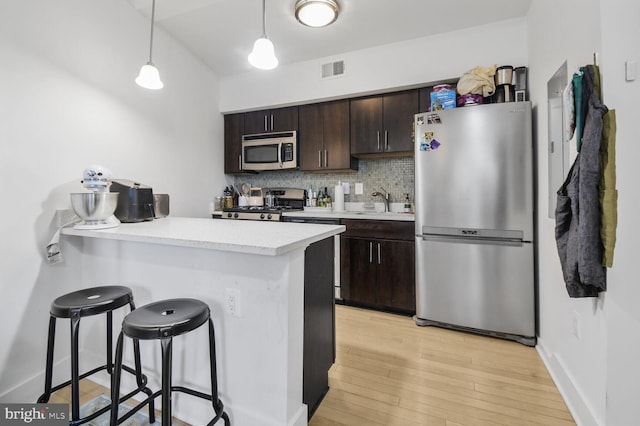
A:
[{"left": 536, "top": 338, "right": 601, "bottom": 426}]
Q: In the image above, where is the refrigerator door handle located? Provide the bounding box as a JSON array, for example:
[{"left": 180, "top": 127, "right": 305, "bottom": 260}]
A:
[{"left": 420, "top": 234, "right": 524, "bottom": 247}]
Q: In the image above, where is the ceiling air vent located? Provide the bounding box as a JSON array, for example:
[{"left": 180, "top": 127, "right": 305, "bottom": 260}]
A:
[{"left": 321, "top": 60, "right": 345, "bottom": 79}]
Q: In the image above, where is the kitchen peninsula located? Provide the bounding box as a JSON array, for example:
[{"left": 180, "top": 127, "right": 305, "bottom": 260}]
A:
[{"left": 60, "top": 217, "right": 344, "bottom": 426}]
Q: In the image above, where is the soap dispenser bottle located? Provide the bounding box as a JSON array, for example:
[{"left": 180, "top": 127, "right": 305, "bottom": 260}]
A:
[{"left": 404, "top": 193, "right": 411, "bottom": 213}]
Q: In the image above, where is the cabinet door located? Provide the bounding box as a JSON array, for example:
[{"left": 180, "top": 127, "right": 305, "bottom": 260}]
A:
[
  {"left": 298, "top": 104, "right": 324, "bottom": 171},
  {"left": 350, "top": 96, "right": 383, "bottom": 155},
  {"left": 382, "top": 90, "right": 418, "bottom": 153},
  {"left": 341, "top": 237, "right": 377, "bottom": 305},
  {"left": 244, "top": 110, "right": 269, "bottom": 134},
  {"left": 270, "top": 106, "right": 298, "bottom": 132},
  {"left": 245, "top": 107, "right": 298, "bottom": 134},
  {"left": 377, "top": 240, "right": 415, "bottom": 313},
  {"left": 323, "top": 99, "right": 353, "bottom": 170},
  {"left": 224, "top": 113, "right": 244, "bottom": 174}
]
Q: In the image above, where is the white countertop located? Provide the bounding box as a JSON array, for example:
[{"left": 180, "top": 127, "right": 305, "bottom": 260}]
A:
[{"left": 62, "top": 216, "right": 344, "bottom": 256}]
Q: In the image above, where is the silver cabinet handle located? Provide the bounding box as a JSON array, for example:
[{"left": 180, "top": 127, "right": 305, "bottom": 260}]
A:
[
  {"left": 239, "top": 155, "right": 242, "bottom": 170},
  {"left": 378, "top": 242, "right": 381, "bottom": 264},
  {"left": 318, "top": 150, "right": 322, "bottom": 168},
  {"left": 324, "top": 150, "right": 328, "bottom": 168},
  {"left": 377, "top": 131, "right": 381, "bottom": 151},
  {"left": 264, "top": 115, "right": 268, "bottom": 132},
  {"left": 270, "top": 114, "right": 274, "bottom": 131},
  {"left": 369, "top": 242, "right": 373, "bottom": 263},
  {"left": 384, "top": 131, "right": 389, "bottom": 151}
]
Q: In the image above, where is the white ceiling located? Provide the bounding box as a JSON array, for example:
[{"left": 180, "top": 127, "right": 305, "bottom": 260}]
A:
[{"left": 130, "top": 0, "right": 532, "bottom": 77}]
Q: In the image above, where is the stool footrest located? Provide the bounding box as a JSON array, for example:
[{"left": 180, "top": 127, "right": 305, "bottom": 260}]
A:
[
  {"left": 68, "top": 382, "right": 154, "bottom": 426},
  {"left": 37, "top": 363, "right": 144, "bottom": 404},
  {"left": 113, "top": 386, "right": 226, "bottom": 426}
]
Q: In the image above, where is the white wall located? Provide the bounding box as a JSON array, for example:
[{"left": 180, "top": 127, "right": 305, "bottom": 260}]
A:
[
  {"left": 529, "top": 1, "right": 640, "bottom": 425},
  {"left": 0, "top": 0, "right": 224, "bottom": 401},
  {"left": 220, "top": 18, "right": 528, "bottom": 112},
  {"left": 599, "top": 0, "right": 640, "bottom": 424}
]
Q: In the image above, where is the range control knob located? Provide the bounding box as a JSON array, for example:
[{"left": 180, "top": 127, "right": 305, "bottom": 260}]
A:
[
  {"left": 260, "top": 213, "right": 266, "bottom": 220},
  {"left": 233, "top": 213, "right": 239, "bottom": 219},
  {"left": 227, "top": 213, "right": 233, "bottom": 218},
  {"left": 267, "top": 214, "right": 273, "bottom": 220}
]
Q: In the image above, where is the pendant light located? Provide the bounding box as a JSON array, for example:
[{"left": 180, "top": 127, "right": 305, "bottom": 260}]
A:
[
  {"left": 136, "top": 0, "right": 163, "bottom": 89},
  {"left": 248, "top": 0, "right": 278, "bottom": 70},
  {"left": 295, "top": 0, "right": 339, "bottom": 28}
]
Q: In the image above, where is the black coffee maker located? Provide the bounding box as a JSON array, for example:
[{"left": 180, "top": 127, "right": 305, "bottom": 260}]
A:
[{"left": 110, "top": 179, "right": 155, "bottom": 222}]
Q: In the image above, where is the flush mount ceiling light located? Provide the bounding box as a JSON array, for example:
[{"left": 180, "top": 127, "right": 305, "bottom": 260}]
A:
[
  {"left": 135, "top": 0, "right": 163, "bottom": 89},
  {"left": 248, "top": 0, "right": 278, "bottom": 70},
  {"left": 295, "top": 0, "right": 339, "bottom": 28}
]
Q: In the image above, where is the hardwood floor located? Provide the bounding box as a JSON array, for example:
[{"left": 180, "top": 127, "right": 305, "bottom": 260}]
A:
[{"left": 310, "top": 305, "right": 575, "bottom": 426}]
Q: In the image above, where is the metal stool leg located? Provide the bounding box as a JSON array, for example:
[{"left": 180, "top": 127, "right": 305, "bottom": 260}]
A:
[
  {"left": 161, "top": 338, "right": 173, "bottom": 426},
  {"left": 127, "top": 299, "right": 156, "bottom": 423},
  {"left": 37, "top": 316, "right": 57, "bottom": 403},
  {"left": 109, "top": 332, "right": 125, "bottom": 426},
  {"left": 70, "top": 312, "right": 81, "bottom": 421},
  {"left": 106, "top": 311, "right": 113, "bottom": 374},
  {"left": 208, "top": 319, "right": 230, "bottom": 426}
]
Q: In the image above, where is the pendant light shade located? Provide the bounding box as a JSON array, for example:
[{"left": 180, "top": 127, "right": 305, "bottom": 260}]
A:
[
  {"left": 248, "top": 0, "right": 278, "bottom": 70},
  {"left": 248, "top": 37, "right": 278, "bottom": 70},
  {"left": 136, "top": 0, "right": 163, "bottom": 89},
  {"left": 295, "top": 0, "right": 339, "bottom": 27},
  {"left": 136, "top": 62, "right": 164, "bottom": 90}
]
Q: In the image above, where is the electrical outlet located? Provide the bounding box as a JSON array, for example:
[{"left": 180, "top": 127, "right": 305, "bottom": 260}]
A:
[
  {"left": 55, "top": 209, "right": 79, "bottom": 227},
  {"left": 355, "top": 183, "right": 363, "bottom": 195},
  {"left": 225, "top": 288, "right": 242, "bottom": 317},
  {"left": 572, "top": 311, "right": 582, "bottom": 339}
]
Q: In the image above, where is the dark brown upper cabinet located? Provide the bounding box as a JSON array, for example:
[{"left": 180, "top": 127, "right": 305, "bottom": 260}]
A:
[
  {"left": 224, "top": 113, "right": 244, "bottom": 174},
  {"left": 350, "top": 89, "right": 419, "bottom": 157},
  {"left": 244, "top": 106, "right": 298, "bottom": 134},
  {"left": 299, "top": 100, "right": 357, "bottom": 172}
]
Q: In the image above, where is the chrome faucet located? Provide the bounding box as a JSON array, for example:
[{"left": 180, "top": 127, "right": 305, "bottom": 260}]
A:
[{"left": 371, "top": 187, "right": 390, "bottom": 212}]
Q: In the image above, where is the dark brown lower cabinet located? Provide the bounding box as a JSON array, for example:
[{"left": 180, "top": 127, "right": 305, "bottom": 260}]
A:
[{"left": 341, "top": 220, "right": 415, "bottom": 314}]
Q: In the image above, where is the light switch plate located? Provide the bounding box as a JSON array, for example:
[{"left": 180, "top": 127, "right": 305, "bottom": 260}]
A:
[
  {"left": 355, "top": 183, "right": 363, "bottom": 195},
  {"left": 626, "top": 61, "right": 637, "bottom": 81}
]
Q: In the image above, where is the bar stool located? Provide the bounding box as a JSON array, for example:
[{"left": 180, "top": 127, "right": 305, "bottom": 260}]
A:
[
  {"left": 109, "top": 298, "right": 230, "bottom": 426},
  {"left": 37, "top": 285, "right": 155, "bottom": 426}
]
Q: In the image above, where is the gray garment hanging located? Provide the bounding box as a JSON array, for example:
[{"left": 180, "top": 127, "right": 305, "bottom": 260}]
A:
[{"left": 555, "top": 69, "right": 608, "bottom": 297}]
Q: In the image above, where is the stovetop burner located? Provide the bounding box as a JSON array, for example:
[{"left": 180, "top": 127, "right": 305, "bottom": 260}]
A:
[
  {"left": 223, "top": 205, "right": 301, "bottom": 213},
  {"left": 219, "top": 187, "right": 306, "bottom": 221}
]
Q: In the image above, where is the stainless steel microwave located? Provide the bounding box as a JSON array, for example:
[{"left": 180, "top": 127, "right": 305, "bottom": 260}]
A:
[{"left": 241, "top": 131, "right": 298, "bottom": 171}]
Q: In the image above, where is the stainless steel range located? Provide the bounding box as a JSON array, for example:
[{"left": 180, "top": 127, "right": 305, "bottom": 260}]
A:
[{"left": 221, "top": 188, "right": 306, "bottom": 221}]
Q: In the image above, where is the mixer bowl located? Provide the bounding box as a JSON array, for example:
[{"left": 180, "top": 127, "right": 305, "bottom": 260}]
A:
[{"left": 70, "top": 192, "right": 118, "bottom": 224}]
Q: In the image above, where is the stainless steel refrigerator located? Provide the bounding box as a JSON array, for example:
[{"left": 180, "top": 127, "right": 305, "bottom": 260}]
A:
[{"left": 414, "top": 102, "right": 536, "bottom": 346}]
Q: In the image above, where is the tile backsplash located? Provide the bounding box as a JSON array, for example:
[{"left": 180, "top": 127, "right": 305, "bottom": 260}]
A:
[{"left": 232, "top": 157, "right": 415, "bottom": 204}]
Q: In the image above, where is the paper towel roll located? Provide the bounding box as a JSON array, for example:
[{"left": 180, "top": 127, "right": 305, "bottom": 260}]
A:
[{"left": 334, "top": 184, "right": 345, "bottom": 211}]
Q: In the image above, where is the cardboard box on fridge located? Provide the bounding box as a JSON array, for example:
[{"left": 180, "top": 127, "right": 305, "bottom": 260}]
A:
[{"left": 430, "top": 86, "right": 457, "bottom": 111}]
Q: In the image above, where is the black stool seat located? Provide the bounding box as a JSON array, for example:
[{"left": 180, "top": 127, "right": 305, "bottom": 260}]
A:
[
  {"left": 37, "top": 286, "right": 154, "bottom": 426},
  {"left": 110, "top": 298, "right": 230, "bottom": 426},
  {"left": 51, "top": 285, "right": 133, "bottom": 318},
  {"left": 122, "top": 298, "right": 210, "bottom": 339}
]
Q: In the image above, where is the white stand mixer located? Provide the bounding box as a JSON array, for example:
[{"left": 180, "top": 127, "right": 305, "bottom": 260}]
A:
[{"left": 71, "top": 165, "right": 121, "bottom": 230}]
